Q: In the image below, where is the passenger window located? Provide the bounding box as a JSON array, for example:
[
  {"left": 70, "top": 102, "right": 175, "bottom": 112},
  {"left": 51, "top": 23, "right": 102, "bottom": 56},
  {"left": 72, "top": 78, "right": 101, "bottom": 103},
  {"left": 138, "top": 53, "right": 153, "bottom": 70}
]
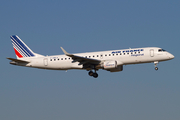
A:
[
  {"left": 124, "top": 53, "right": 125, "bottom": 55},
  {"left": 61, "top": 58, "right": 63, "bottom": 60},
  {"left": 109, "top": 54, "right": 111, "bottom": 56},
  {"left": 116, "top": 54, "right": 118, "bottom": 55},
  {"left": 50, "top": 59, "right": 52, "bottom": 61},
  {"left": 54, "top": 59, "right": 56, "bottom": 61},
  {"left": 65, "top": 58, "right": 67, "bottom": 60},
  {"left": 97, "top": 55, "right": 99, "bottom": 57},
  {"left": 69, "top": 58, "right": 70, "bottom": 60}
]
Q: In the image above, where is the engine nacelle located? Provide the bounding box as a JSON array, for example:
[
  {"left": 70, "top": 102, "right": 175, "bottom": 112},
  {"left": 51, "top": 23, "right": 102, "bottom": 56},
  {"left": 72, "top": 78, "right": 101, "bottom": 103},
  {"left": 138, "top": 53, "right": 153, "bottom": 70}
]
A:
[
  {"left": 103, "top": 60, "right": 117, "bottom": 69},
  {"left": 100, "top": 60, "right": 123, "bottom": 72},
  {"left": 109, "top": 65, "right": 123, "bottom": 72}
]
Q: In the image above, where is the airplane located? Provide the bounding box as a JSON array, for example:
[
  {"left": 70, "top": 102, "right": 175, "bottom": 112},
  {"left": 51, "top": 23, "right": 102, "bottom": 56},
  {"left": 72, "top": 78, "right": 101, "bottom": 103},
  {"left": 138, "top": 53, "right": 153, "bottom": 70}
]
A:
[{"left": 7, "top": 35, "right": 174, "bottom": 78}]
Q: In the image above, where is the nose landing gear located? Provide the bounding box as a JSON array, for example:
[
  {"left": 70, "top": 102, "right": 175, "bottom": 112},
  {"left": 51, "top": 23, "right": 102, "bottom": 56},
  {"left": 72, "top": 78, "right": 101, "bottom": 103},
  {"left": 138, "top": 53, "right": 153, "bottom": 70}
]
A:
[
  {"left": 154, "top": 61, "right": 159, "bottom": 71},
  {"left": 88, "top": 70, "right": 98, "bottom": 78},
  {"left": 155, "top": 67, "right": 158, "bottom": 70}
]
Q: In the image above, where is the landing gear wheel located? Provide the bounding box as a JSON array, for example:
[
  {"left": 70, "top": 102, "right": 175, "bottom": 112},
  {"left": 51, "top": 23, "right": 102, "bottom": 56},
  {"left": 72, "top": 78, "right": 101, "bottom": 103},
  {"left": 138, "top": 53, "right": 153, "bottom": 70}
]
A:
[
  {"left": 88, "top": 71, "right": 94, "bottom": 76},
  {"left": 155, "top": 67, "right": 158, "bottom": 70},
  {"left": 154, "top": 61, "right": 159, "bottom": 71},
  {"left": 88, "top": 66, "right": 99, "bottom": 78},
  {"left": 93, "top": 73, "right": 98, "bottom": 78}
]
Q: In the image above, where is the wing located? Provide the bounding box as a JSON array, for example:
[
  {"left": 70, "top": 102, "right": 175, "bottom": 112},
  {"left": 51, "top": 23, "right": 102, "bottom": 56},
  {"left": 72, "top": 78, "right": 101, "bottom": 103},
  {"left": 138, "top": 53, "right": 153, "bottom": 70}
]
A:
[{"left": 60, "top": 47, "right": 101, "bottom": 65}]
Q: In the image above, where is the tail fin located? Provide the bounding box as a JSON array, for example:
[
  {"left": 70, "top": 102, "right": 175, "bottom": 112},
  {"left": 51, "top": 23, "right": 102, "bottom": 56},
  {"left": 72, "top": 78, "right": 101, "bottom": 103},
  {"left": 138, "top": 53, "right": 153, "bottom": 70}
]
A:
[{"left": 10, "top": 35, "right": 43, "bottom": 59}]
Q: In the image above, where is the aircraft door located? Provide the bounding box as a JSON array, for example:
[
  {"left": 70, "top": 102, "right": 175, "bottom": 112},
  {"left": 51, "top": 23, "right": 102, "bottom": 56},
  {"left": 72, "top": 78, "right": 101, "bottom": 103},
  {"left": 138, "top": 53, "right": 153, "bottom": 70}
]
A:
[
  {"left": 44, "top": 58, "right": 48, "bottom": 66},
  {"left": 150, "top": 49, "right": 154, "bottom": 57}
]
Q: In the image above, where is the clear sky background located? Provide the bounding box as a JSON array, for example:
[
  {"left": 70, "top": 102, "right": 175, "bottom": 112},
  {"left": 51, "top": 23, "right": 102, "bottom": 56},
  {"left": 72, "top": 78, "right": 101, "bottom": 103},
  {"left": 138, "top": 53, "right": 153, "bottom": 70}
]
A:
[{"left": 1, "top": 0, "right": 180, "bottom": 120}]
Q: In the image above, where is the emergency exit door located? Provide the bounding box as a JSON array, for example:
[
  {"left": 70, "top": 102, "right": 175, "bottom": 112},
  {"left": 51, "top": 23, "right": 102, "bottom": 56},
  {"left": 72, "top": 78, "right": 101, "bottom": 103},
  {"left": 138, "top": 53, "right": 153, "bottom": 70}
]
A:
[
  {"left": 150, "top": 49, "right": 154, "bottom": 57},
  {"left": 44, "top": 58, "right": 48, "bottom": 66}
]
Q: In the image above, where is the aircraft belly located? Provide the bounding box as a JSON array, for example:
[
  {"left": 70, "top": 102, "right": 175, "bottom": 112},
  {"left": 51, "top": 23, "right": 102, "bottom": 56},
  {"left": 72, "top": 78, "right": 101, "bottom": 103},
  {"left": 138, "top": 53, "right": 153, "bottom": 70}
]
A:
[{"left": 51, "top": 61, "right": 71, "bottom": 69}]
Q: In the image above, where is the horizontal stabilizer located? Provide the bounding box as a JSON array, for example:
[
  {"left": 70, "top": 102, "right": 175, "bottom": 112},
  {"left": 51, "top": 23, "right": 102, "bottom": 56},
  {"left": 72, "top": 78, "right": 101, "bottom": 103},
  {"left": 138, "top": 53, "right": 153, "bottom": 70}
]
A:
[{"left": 6, "top": 58, "right": 30, "bottom": 63}]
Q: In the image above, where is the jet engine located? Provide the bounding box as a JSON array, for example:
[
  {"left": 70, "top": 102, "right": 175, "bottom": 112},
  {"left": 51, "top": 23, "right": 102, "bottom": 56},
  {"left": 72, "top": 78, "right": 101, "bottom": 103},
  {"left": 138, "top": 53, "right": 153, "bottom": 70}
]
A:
[
  {"left": 101, "top": 60, "right": 123, "bottom": 72},
  {"left": 103, "top": 60, "right": 117, "bottom": 69}
]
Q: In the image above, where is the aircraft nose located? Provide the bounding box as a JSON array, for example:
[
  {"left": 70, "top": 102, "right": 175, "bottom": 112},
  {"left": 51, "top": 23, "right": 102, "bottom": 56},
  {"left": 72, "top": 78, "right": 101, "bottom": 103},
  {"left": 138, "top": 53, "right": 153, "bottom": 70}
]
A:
[{"left": 169, "top": 53, "right": 175, "bottom": 59}]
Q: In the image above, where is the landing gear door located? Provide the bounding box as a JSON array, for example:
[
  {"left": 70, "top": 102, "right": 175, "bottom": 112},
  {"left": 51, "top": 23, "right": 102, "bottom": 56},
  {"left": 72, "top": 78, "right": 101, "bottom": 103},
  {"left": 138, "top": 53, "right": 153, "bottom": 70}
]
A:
[
  {"left": 150, "top": 49, "right": 154, "bottom": 57},
  {"left": 44, "top": 58, "right": 48, "bottom": 66}
]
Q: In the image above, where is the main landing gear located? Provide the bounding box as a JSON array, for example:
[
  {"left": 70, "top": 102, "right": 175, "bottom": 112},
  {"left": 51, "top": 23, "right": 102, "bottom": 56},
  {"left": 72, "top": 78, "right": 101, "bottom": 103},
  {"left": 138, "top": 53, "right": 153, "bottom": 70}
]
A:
[
  {"left": 154, "top": 61, "right": 159, "bottom": 71},
  {"left": 88, "top": 70, "right": 98, "bottom": 78}
]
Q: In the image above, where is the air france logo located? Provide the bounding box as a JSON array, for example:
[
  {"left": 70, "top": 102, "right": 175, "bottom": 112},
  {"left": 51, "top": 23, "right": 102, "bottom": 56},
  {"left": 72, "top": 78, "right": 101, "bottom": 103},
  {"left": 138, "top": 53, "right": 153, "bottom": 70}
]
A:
[
  {"left": 105, "top": 62, "right": 114, "bottom": 67},
  {"left": 111, "top": 49, "right": 144, "bottom": 54}
]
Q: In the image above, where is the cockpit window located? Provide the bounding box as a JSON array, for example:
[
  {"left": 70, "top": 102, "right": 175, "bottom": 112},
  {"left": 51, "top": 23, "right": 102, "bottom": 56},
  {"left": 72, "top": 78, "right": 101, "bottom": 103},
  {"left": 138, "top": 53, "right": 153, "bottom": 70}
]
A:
[
  {"left": 158, "top": 49, "right": 162, "bottom": 52},
  {"left": 158, "top": 49, "right": 166, "bottom": 52}
]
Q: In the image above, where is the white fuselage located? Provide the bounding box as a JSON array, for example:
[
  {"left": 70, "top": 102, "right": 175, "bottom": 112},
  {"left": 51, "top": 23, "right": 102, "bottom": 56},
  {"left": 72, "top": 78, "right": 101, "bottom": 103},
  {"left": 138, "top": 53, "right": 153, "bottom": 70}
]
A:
[{"left": 16, "top": 47, "right": 174, "bottom": 71}]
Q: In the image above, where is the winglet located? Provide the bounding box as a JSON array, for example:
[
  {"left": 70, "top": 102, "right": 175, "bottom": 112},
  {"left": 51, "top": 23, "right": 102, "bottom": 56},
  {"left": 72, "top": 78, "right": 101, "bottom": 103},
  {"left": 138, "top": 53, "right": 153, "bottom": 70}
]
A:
[{"left": 60, "top": 47, "right": 71, "bottom": 55}]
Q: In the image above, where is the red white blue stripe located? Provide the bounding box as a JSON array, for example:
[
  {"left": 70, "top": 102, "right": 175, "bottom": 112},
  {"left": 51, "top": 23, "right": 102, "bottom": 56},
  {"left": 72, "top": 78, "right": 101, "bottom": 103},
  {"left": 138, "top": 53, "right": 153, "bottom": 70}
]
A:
[{"left": 10, "top": 35, "right": 35, "bottom": 58}]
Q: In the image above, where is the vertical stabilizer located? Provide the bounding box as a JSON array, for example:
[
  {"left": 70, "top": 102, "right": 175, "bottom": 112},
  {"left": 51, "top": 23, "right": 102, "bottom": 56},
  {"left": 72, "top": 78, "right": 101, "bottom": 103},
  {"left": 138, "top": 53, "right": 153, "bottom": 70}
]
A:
[{"left": 10, "top": 35, "right": 37, "bottom": 59}]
